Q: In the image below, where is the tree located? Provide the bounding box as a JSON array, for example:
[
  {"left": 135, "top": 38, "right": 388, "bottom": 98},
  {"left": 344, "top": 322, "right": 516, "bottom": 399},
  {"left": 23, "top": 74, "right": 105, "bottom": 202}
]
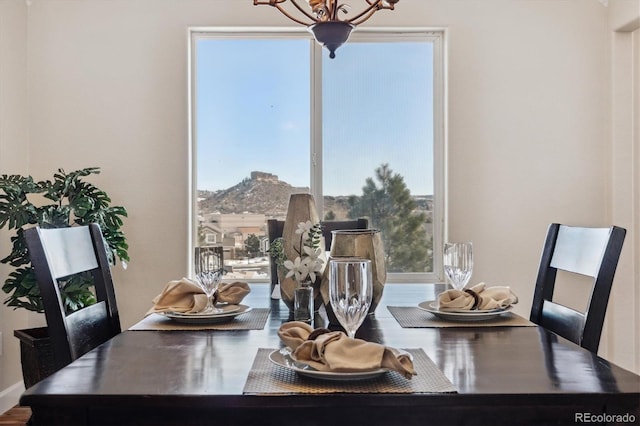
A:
[
  {"left": 244, "top": 234, "right": 261, "bottom": 257},
  {"left": 349, "top": 164, "right": 431, "bottom": 272}
]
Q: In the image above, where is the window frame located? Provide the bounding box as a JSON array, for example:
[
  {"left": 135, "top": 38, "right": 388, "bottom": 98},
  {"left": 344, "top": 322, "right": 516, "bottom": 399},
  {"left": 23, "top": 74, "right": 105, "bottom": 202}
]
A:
[{"left": 188, "top": 27, "right": 447, "bottom": 284}]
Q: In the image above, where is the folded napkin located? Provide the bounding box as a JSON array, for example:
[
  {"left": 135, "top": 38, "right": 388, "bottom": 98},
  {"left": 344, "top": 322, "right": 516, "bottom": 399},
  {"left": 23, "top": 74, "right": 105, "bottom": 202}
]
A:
[
  {"left": 438, "top": 282, "right": 518, "bottom": 311},
  {"left": 146, "top": 278, "right": 250, "bottom": 315},
  {"left": 278, "top": 322, "right": 416, "bottom": 379}
]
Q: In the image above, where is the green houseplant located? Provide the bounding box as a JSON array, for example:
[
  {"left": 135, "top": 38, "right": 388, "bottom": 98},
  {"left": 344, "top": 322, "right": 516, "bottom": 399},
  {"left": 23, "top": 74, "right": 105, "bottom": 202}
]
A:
[
  {"left": 1, "top": 167, "right": 129, "bottom": 387},
  {"left": 0, "top": 167, "right": 129, "bottom": 313}
]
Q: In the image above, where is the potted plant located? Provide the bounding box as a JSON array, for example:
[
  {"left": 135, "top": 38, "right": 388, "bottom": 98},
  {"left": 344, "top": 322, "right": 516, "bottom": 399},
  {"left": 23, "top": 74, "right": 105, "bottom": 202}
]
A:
[{"left": 0, "top": 167, "right": 129, "bottom": 387}]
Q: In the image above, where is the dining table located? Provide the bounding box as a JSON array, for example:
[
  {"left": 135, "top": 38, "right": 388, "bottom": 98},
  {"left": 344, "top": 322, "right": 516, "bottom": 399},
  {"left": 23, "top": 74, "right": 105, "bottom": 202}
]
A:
[{"left": 20, "top": 283, "right": 640, "bottom": 426}]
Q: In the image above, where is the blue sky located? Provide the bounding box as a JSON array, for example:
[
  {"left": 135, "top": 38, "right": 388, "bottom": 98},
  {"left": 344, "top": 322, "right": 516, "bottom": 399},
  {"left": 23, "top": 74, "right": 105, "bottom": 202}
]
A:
[{"left": 196, "top": 36, "right": 434, "bottom": 196}]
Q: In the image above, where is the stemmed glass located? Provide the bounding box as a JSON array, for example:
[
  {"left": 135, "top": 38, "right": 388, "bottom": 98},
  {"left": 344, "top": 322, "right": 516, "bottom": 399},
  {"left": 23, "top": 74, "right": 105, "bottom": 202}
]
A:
[
  {"left": 443, "top": 242, "right": 473, "bottom": 290},
  {"left": 329, "top": 257, "right": 373, "bottom": 339},
  {"left": 194, "top": 246, "right": 224, "bottom": 314}
]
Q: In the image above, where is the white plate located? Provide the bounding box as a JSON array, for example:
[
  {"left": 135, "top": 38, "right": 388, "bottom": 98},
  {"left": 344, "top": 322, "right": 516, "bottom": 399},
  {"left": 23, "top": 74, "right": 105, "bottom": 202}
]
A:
[
  {"left": 417, "top": 300, "right": 513, "bottom": 321},
  {"left": 163, "top": 304, "right": 251, "bottom": 324},
  {"left": 167, "top": 304, "right": 241, "bottom": 316},
  {"left": 268, "top": 349, "right": 388, "bottom": 381}
]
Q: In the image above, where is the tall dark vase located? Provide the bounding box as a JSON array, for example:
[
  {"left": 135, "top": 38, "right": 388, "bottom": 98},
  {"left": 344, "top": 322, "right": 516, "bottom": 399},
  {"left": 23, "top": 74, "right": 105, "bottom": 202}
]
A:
[{"left": 14, "top": 327, "right": 57, "bottom": 388}]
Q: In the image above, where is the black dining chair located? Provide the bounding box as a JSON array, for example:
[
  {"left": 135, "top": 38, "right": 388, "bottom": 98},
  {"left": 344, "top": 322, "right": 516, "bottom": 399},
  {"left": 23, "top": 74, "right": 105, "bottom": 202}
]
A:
[
  {"left": 529, "top": 223, "right": 626, "bottom": 354},
  {"left": 267, "top": 219, "right": 286, "bottom": 290},
  {"left": 266, "top": 218, "right": 369, "bottom": 288},
  {"left": 25, "top": 224, "right": 121, "bottom": 371},
  {"left": 319, "top": 218, "right": 369, "bottom": 251}
]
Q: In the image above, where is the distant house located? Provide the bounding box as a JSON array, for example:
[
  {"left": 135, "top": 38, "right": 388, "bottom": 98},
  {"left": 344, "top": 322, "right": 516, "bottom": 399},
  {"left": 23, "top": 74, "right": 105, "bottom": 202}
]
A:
[
  {"left": 199, "top": 214, "right": 267, "bottom": 258},
  {"left": 198, "top": 223, "right": 223, "bottom": 245}
]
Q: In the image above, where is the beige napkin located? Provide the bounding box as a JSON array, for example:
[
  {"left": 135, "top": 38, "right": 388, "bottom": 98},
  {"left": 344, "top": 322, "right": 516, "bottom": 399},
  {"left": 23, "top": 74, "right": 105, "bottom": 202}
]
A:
[
  {"left": 146, "top": 278, "right": 250, "bottom": 315},
  {"left": 438, "top": 282, "right": 518, "bottom": 311},
  {"left": 278, "top": 322, "right": 416, "bottom": 379}
]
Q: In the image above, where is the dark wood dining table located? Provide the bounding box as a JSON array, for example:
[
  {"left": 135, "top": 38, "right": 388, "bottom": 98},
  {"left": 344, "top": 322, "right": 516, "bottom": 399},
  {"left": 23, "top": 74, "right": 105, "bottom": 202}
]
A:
[{"left": 20, "top": 283, "right": 640, "bottom": 426}]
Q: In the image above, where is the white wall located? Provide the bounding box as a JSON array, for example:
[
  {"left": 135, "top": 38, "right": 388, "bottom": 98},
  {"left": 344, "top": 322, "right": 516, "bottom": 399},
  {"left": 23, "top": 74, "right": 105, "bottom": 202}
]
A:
[
  {"left": 0, "top": 0, "right": 32, "bottom": 397},
  {"left": 0, "top": 0, "right": 638, "bottom": 396},
  {"left": 610, "top": 0, "right": 640, "bottom": 30},
  {"left": 607, "top": 0, "right": 640, "bottom": 374}
]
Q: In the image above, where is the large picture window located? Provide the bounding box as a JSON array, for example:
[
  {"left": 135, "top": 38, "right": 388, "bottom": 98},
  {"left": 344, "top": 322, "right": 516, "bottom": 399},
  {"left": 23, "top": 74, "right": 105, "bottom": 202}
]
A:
[{"left": 189, "top": 29, "right": 445, "bottom": 283}]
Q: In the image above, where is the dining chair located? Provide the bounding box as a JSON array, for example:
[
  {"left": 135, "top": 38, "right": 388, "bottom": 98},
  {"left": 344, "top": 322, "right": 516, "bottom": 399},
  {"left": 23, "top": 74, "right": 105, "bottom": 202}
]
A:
[
  {"left": 266, "top": 218, "right": 369, "bottom": 287},
  {"left": 529, "top": 223, "right": 626, "bottom": 354},
  {"left": 267, "top": 219, "right": 286, "bottom": 289},
  {"left": 319, "top": 218, "right": 369, "bottom": 251},
  {"left": 25, "top": 224, "right": 121, "bottom": 371}
]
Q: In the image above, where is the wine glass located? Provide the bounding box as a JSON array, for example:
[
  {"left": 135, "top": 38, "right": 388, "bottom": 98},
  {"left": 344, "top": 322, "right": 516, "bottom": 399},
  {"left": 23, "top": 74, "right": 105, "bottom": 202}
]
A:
[
  {"left": 194, "top": 246, "right": 224, "bottom": 314},
  {"left": 329, "top": 257, "right": 373, "bottom": 339},
  {"left": 443, "top": 242, "right": 473, "bottom": 290}
]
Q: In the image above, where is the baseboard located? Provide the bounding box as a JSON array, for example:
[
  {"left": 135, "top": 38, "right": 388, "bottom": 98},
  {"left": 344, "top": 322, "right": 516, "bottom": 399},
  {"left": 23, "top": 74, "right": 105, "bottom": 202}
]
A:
[{"left": 0, "top": 381, "right": 25, "bottom": 413}]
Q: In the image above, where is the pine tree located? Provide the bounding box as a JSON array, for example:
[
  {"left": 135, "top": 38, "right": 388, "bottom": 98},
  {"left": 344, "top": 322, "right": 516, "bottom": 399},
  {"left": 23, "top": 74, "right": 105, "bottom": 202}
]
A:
[
  {"left": 245, "top": 234, "right": 261, "bottom": 257},
  {"left": 324, "top": 210, "right": 336, "bottom": 220},
  {"left": 349, "top": 164, "right": 432, "bottom": 273}
]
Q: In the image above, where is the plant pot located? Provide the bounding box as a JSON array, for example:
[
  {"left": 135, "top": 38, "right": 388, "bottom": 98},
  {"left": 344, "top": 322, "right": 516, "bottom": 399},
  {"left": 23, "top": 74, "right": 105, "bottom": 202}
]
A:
[{"left": 14, "top": 327, "right": 57, "bottom": 388}]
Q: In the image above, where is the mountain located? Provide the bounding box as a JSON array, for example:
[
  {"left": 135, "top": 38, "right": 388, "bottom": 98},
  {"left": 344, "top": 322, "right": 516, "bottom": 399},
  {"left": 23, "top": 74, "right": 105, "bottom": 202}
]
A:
[
  {"left": 198, "top": 172, "right": 303, "bottom": 217},
  {"left": 197, "top": 171, "right": 429, "bottom": 220}
]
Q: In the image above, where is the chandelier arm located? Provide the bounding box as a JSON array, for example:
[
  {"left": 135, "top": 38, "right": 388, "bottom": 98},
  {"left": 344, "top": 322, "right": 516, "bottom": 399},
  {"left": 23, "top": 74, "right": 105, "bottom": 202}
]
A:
[
  {"left": 343, "top": 0, "right": 384, "bottom": 24},
  {"left": 329, "top": 0, "right": 339, "bottom": 21},
  {"left": 288, "top": 0, "right": 321, "bottom": 24},
  {"left": 253, "top": 0, "right": 288, "bottom": 5},
  {"left": 364, "top": 0, "right": 396, "bottom": 9},
  {"left": 347, "top": 5, "right": 383, "bottom": 25}
]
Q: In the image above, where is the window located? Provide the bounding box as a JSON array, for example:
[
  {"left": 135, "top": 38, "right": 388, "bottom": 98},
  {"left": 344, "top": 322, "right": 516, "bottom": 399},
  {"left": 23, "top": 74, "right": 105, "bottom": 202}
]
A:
[{"left": 189, "top": 29, "right": 445, "bottom": 283}]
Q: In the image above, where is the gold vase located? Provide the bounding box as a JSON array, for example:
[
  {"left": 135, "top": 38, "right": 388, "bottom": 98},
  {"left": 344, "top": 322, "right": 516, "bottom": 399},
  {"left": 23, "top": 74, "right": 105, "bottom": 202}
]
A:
[
  {"left": 320, "top": 229, "right": 386, "bottom": 319},
  {"left": 279, "top": 193, "right": 327, "bottom": 312}
]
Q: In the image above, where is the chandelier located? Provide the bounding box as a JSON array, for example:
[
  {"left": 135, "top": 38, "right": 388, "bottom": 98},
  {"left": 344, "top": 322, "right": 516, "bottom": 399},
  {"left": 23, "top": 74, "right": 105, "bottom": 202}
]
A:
[{"left": 253, "top": 0, "right": 400, "bottom": 58}]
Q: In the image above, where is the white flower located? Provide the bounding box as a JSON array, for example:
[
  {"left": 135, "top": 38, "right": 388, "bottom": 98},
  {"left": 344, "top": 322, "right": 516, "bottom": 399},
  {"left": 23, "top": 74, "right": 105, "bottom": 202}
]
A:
[
  {"left": 295, "top": 220, "right": 313, "bottom": 242},
  {"left": 296, "top": 246, "right": 324, "bottom": 282},
  {"left": 278, "top": 221, "right": 325, "bottom": 285},
  {"left": 284, "top": 256, "right": 310, "bottom": 283},
  {"left": 302, "top": 245, "right": 321, "bottom": 258}
]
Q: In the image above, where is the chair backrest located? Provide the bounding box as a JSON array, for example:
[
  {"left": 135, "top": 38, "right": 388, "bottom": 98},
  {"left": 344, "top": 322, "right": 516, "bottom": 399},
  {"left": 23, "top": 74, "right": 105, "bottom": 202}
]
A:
[
  {"left": 320, "top": 218, "right": 369, "bottom": 251},
  {"left": 266, "top": 218, "right": 369, "bottom": 286},
  {"left": 25, "top": 224, "right": 121, "bottom": 371},
  {"left": 529, "top": 223, "right": 626, "bottom": 353},
  {"left": 267, "top": 219, "right": 286, "bottom": 287}
]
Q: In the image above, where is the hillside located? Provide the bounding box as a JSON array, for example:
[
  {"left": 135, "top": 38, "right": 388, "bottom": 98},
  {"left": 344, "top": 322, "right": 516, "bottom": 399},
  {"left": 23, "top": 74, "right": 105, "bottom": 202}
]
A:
[
  {"left": 197, "top": 171, "right": 429, "bottom": 220},
  {"left": 198, "top": 172, "right": 307, "bottom": 217}
]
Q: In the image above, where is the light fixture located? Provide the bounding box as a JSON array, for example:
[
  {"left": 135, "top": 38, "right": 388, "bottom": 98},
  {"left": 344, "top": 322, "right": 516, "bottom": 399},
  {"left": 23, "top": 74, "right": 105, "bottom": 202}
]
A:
[{"left": 253, "top": 0, "right": 399, "bottom": 58}]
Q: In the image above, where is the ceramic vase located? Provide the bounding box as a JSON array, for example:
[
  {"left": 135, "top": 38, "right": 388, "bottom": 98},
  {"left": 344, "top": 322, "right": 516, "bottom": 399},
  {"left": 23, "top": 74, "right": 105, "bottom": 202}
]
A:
[
  {"left": 320, "top": 229, "right": 386, "bottom": 322},
  {"left": 278, "top": 193, "right": 327, "bottom": 313}
]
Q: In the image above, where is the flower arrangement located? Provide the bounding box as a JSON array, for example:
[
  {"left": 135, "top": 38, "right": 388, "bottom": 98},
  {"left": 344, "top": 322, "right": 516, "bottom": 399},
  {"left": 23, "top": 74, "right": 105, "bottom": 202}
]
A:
[{"left": 269, "top": 221, "right": 324, "bottom": 286}]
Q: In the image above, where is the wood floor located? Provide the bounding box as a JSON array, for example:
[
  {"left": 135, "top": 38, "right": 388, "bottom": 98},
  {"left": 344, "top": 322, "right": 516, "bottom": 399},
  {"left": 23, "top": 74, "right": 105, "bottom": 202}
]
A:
[{"left": 0, "top": 406, "right": 31, "bottom": 426}]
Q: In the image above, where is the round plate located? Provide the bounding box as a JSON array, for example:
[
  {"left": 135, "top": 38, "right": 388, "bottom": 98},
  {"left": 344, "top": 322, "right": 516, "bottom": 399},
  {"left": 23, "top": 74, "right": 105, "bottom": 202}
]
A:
[
  {"left": 163, "top": 304, "right": 251, "bottom": 324},
  {"left": 167, "top": 304, "right": 241, "bottom": 316},
  {"left": 268, "top": 349, "right": 388, "bottom": 381},
  {"left": 417, "top": 300, "right": 513, "bottom": 321}
]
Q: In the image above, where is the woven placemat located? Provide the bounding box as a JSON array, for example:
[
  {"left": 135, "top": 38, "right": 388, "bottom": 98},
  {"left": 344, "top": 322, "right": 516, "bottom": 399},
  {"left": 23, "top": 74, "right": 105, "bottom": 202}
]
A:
[
  {"left": 243, "top": 348, "right": 456, "bottom": 395},
  {"left": 128, "top": 309, "right": 271, "bottom": 331},
  {"left": 387, "top": 306, "right": 535, "bottom": 328}
]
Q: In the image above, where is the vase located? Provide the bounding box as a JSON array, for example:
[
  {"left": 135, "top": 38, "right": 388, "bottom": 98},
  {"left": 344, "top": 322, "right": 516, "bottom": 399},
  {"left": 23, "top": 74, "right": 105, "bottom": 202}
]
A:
[
  {"left": 320, "top": 229, "right": 386, "bottom": 322},
  {"left": 293, "top": 281, "right": 314, "bottom": 324},
  {"left": 279, "top": 193, "right": 327, "bottom": 313},
  {"left": 14, "top": 327, "right": 57, "bottom": 388}
]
